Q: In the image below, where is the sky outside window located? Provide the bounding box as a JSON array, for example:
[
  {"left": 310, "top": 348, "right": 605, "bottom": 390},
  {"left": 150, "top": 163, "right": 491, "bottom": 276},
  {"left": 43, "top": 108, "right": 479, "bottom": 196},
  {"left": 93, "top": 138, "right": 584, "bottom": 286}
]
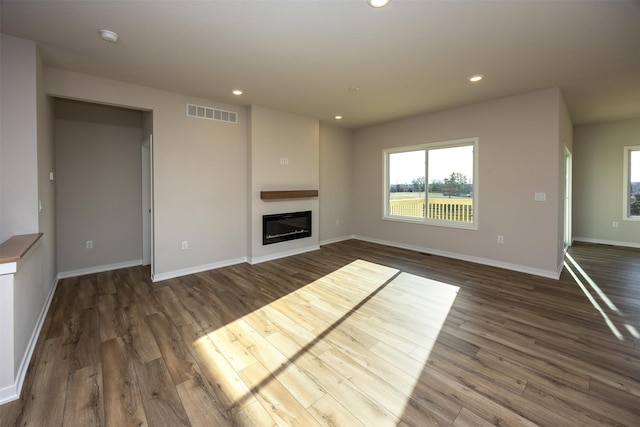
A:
[{"left": 389, "top": 145, "right": 473, "bottom": 185}]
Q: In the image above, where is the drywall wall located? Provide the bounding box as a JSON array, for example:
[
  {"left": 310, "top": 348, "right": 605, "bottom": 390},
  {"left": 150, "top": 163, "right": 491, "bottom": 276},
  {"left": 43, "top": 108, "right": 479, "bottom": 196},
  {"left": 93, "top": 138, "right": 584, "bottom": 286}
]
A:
[
  {"left": 248, "top": 106, "right": 320, "bottom": 262},
  {"left": 0, "top": 35, "right": 57, "bottom": 403},
  {"left": 0, "top": 35, "right": 39, "bottom": 241},
  {"left": 557, "top": 92, "right": 573, "bottom": 267},
  {"left": 36, "top": 48, "right": 57, "bottom": 304},
  {"left": 573, "top": 118, "right": 640, "bottom": 247},
  {"left": 55, "top": 99, "right": 143, "bottom": 274},
  {"left": 352, "top": 88, "right": 564, "bottom": 277},
  {"left": 319, "top": 124, "right": 353, "bottom": 244},
  {"left": 44, "top": 67, "right": 249, "bottom": 280}
]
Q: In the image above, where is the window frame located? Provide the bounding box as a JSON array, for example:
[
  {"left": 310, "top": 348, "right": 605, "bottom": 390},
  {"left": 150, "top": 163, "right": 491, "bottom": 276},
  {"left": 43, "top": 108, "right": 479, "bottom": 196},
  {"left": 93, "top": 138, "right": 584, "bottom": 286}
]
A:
[
  {"left": 383, "top": 137, "right": 479, "bottom": 230},
  {"left": 623, "top": 145, "right": 640, "bottom": 221}
]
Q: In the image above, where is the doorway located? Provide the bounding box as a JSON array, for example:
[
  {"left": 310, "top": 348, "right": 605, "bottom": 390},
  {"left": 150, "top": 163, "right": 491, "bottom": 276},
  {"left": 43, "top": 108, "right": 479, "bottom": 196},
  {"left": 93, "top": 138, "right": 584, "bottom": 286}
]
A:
[
  {"left": 142, "top": 133, "right": 153, "bottom": 274},
  {"left": 564, "top": 147, "right": 573, "bottom": 251},
  {"left": 54, "top": 98, "right": 154, "bottom": 278}
]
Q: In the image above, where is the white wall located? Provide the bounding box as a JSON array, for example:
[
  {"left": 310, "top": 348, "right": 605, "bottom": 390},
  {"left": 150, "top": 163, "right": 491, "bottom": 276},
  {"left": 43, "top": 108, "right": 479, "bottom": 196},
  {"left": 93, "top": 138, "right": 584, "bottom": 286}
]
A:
[
  {"left": 352, "top": 88, "right": 564, "bottom": 278},
  {"left": 248, "top": 106, "right": 320, "bottom": 262},
  {"left": 319, "top": 124, "right": 353, "bottom": 244},
  {"left": 11, "top": 240, "right": 44, "bottom": 389},
  {"left": 55, "top": 99, "right": 143, "bottom": 274},
  {"left": 573, "top": 118, "right": 640, "bottom": 247},
  {"left": 44, "top": 67, "right": 249, "bottom": 280}
]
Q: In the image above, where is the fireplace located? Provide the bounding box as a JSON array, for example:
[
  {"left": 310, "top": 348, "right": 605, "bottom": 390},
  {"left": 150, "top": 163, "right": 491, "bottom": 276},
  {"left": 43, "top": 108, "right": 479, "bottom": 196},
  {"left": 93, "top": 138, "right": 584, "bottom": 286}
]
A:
[{"left": 263, "top": 211, "right": 312, "bottom": 245}]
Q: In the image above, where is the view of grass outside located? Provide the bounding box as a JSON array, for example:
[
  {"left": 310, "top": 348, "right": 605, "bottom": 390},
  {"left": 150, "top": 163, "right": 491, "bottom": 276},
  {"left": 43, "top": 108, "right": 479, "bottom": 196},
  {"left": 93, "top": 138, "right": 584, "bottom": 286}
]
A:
[{"left": 389, "top": 192, "right": 470, "bottom": 200}]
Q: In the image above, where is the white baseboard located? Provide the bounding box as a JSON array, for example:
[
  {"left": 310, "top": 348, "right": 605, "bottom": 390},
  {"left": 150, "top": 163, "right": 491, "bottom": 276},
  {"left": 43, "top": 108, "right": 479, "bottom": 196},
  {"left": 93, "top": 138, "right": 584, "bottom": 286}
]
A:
[
  {"left": 248, "top": 245, "right": 320, "bottom": 265},
  {"left": 58, "top": 259, "right": 143, "bottom": 280},
  {"left": 352, "top": 235, "right": 561, "bottom": 280},
  {"left": 0, "top": 384, "right": 16, "bottom": 404},
  {"left": 573, "top": 236, "right": 640, "bottom": 249},
  {"left": 0, "top": 276, "right": 59, "bottom": 405},
  {"left": 152, "top": 257, "right": 248, "bottom": 282},
  {"left": 320, "top": 235, "right": 354, "bottom": 246}
]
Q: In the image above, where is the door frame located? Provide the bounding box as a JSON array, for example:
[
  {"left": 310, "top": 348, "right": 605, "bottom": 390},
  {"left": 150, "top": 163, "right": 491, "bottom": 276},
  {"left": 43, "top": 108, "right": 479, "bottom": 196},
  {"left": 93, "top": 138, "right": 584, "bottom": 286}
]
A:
[
  {"left": 141, "top": 134, "right": 154, "bottom": 276},
  {"left": 564, "top": 146, "right": 573, "bottom": 251}
]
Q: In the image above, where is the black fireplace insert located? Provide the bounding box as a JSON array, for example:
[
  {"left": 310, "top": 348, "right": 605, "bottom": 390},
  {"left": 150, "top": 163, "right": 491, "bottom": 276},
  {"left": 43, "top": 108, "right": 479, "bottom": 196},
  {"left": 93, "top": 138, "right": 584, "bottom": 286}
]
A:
[{"left": 263, "top": 211, "right": 312, "bottom": 245}]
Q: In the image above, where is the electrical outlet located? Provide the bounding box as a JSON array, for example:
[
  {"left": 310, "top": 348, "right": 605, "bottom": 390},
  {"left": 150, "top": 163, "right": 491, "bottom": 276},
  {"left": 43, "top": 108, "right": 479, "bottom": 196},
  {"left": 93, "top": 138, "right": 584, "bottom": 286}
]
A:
[
  {"left": 613, "top": 221, "right": 619, "bottom": 229},
  {"left": 497, "top": 235, "right": 504, "bottom": 244},
  {"left": 336, "top": 219, "right": 340, "bottom": 226},
  {"left": 86, "top": 240, "right": 93, "bottom": 249},
  {"left": 181, "top": 240, "right": 188, "bottom": 249}
]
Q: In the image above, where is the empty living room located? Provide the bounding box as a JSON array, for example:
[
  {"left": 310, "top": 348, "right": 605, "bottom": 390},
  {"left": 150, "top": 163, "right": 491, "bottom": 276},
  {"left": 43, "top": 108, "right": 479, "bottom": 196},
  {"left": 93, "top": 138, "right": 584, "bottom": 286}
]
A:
[{"left": 1, "top": 1, "right": 639, "bottom": 426}]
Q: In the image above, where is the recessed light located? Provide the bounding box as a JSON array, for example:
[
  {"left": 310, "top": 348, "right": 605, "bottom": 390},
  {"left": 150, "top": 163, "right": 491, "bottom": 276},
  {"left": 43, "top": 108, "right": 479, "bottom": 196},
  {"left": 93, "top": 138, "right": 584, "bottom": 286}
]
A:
[
  {"left": 232, "top": 89, "right": 243, "bottom": 96},
  {"left": 468, "top": 74, "right": 483, "bottom": 82},
  {"left": 98, "top": 29, "right": 119, "bottom": 43},
  {"left": 334, "top": 115, "right": 343, "bottom": 120},
  {"left": 367, "top": 0, "right": 391, "bottom": 8}
]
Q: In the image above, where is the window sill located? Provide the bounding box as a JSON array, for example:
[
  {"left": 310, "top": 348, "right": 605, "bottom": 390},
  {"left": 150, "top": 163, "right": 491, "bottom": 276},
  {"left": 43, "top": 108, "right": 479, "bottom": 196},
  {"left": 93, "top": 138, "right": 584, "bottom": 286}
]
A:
[{"left": 383, "top": 216, "right": 478, "bottom": 230}]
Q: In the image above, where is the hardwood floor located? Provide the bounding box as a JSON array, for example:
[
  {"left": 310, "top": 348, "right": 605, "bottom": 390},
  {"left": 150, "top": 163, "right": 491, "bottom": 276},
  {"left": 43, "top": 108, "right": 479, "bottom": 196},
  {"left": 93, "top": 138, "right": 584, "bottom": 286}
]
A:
[{"left": 1, "top": 240, "right": 639, "bottom": 426}]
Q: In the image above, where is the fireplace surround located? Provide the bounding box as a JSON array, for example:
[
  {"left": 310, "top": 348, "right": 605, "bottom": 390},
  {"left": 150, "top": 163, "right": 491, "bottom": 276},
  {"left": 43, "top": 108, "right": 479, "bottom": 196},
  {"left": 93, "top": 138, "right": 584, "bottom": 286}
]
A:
[{"left": 262, "top": 211, "right": 312, "bottom": 245}]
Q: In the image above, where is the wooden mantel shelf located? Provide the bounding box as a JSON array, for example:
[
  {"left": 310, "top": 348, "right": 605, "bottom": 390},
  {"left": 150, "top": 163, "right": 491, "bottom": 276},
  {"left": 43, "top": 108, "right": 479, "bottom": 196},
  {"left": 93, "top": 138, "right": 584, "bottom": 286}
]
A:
[{"left": 260, "top": 190, "right": 319, "bottom": 200}]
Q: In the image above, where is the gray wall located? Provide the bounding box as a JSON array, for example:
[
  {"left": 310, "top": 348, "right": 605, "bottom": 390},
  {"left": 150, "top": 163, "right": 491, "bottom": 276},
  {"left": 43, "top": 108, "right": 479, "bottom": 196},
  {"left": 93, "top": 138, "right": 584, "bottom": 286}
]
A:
[
  {"left": 352, "top": 88, "right": 566, "bottom": 277},
  {"left": 54, "top": 99, "right": 143, "bottom": 274},
  {"left": 0, "top": 34, "right": 57, "bottom": 402},
  {"left": 248, "top": 106, "right": 320, "bottom": 262},
  {"left": 557, "top": 93, "right": 573, "bottom": 267},
  {"left": 0, "top": 35, "right": 39, "bottom": 240},
  {"left": 319, "top": 124, "right": 353, "bottom": 244},
  {"left": 573, "top": 118, "right": 640, "bottom": 247},
  {"left": 45, "top": 67, "right": 249, "bottom": 280}
]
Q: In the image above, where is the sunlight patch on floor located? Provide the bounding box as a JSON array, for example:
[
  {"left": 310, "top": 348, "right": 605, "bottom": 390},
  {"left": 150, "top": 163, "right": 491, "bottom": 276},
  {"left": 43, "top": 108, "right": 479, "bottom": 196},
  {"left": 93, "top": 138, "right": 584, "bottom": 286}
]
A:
[
  {"left": 565, "top": 253, "right": 621, "bottom": 313},
  {"left": 193, "top": 259, "right": 459, "bottom": 424},
  {"left": 564, "top": 253, "right": 638, "bottom": 341}
]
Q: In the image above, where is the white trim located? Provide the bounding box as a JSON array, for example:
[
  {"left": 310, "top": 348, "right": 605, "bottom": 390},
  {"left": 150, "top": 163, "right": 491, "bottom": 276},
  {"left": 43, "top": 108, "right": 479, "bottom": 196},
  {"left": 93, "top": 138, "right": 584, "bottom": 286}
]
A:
[
  {"left": 556, "top": 261, "right": 565, "bottom": 279},
  {"left": 0, "top": 261, "right": 18, "bottom": 275},
  {"left": 152, "top": 257, "right": 248, "bottom": 282},
  {"left": 0, "top": 384, "right": 16, "bottom": 404},
  {"left": 0, "top": 276, "right": 58, "bottom": 405},
  {"left": 248, "top": 245, "right": 320, "bottom": 265},
  {"left": 58, "top": 259, "right": 143, "bottom": 279},
  {"left": 352, "top": 235, "right": 561, "bottom": 279},
  {"left": 564, "top": 147, "right": 573, "bottom": 250},
  {"left": 623, "top": 145, "right": 640, "bottom": 221},
  {"left": 573, "top": 236, "right": 640, "bottom": 249},
  {"left": 382, "top": 137, "right": 479, "bottom": 230},
  {"left": 320, "top": 235, "right": 354, "bottom": 246}
]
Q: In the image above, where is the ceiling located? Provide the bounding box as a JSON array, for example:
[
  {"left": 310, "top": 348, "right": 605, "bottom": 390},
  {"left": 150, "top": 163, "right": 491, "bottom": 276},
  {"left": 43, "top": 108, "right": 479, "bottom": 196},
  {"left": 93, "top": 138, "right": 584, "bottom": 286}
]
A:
[{"left": 1, "top": 0, "right": 639, "bottom": 129}]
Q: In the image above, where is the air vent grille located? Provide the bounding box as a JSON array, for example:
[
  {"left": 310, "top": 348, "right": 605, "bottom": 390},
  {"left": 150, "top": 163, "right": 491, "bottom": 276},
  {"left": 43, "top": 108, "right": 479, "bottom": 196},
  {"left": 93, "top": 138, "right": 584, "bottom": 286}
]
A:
[{"left": 186, "top": 103, "right": 237, "bottom": 124}]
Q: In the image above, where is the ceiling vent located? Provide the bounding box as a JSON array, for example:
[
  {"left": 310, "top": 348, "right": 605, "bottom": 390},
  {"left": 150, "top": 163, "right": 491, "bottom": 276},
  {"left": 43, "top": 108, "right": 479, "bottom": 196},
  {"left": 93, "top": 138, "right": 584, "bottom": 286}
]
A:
[{"left": 186, "top": 103, "right": 237, "bottom": 124}]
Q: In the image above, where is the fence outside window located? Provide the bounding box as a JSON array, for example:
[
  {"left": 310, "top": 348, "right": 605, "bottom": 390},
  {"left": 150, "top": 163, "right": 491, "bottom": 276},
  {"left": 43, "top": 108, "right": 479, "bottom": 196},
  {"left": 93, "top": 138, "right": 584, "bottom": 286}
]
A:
[{"left": 389, "top": 197, "right": 473, "bottom": 223}]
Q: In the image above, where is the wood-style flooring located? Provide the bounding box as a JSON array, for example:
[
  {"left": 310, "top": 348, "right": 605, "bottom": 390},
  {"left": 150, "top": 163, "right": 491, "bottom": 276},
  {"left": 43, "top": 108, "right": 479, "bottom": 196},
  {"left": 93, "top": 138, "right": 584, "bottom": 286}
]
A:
[{"left": 1, "top": 240, "right": 639, "bottom": 426}]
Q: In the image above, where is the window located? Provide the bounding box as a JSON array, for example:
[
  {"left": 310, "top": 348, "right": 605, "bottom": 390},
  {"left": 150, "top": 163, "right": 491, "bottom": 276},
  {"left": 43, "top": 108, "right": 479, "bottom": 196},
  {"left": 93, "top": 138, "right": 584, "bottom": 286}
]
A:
[
  {"left": 623, "top": 145, "right": 640, "bottom": 220},
  {"left": 383, "top": 137, "right": 478, "bottom": 229}
]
